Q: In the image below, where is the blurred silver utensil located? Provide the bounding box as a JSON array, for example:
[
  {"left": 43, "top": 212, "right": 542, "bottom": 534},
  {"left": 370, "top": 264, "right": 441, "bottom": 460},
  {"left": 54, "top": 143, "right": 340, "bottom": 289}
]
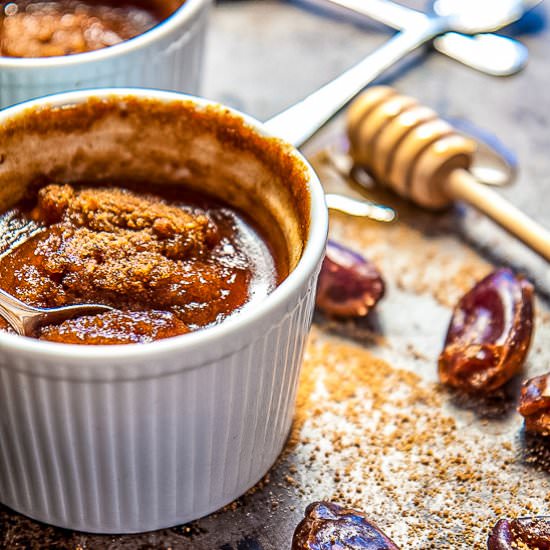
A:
[
  {"left": 433, "top": 0, "right": 542, "bottom": 28},
  {"left": 266, "top": 0, "right": 536, "bottom": 147},
  {"left": 0, "top": 287, "right": 113, "bottom": 337},
  {"left": 303, "top": 0, "right": 531, "bottom": 76},
  {"left": 433, "top": 0, "right": 541, "bottom": 74},
  {"left": 325, "top": 193, "right": 396, "bottom": 221}
]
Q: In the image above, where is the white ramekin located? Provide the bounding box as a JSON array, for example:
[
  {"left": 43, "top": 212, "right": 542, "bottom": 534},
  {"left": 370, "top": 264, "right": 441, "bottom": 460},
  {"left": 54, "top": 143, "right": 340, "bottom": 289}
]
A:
[
  {"left": 0, "top": 0, "right": 211, "bottom": 109},
  {"left": 0, "top": 89, "right": 328, "bottom": 533}
]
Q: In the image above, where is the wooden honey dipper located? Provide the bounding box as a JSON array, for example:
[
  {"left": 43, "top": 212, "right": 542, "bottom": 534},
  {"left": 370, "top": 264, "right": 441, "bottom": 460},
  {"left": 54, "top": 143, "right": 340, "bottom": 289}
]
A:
[{"left": 347, "top": 86, "right": 550, "bottom": 262}]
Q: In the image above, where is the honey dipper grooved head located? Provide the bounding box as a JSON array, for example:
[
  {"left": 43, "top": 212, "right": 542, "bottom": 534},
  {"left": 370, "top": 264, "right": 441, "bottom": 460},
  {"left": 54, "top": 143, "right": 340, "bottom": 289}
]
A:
[{"left": 347, "top": 87, "right": 477, "bottom": 210}]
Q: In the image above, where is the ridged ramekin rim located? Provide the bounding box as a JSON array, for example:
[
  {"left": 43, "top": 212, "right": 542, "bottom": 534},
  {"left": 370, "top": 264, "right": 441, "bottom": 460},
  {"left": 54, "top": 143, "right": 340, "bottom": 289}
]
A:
[
  {"left": 0, "top": 88, "right": 329, "bottom": 363},
  {"left": 0, "top": 0, "right": 208, "bottom": 69}
]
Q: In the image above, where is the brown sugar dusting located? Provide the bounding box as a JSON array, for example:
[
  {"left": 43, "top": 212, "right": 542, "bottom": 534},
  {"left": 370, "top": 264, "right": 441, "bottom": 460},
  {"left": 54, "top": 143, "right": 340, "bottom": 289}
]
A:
[
  {"left": 329, "top": 208, "right": 492, "bottom": 310},
  {"left": 285, "top": 328, "right": 550, "bottom": 548}
]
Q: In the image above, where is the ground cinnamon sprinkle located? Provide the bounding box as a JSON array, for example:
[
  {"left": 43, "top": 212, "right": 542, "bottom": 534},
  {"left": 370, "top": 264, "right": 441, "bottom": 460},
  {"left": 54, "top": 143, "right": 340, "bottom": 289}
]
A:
[
  {"left": 265, "top": 150, "right": 550, "bottom": 548},
  {"left": 203, "top": 148, "right": 550, "bottom": 550},
  {"left": 284, "top": 328, "right": 549, "bottom": 548}
]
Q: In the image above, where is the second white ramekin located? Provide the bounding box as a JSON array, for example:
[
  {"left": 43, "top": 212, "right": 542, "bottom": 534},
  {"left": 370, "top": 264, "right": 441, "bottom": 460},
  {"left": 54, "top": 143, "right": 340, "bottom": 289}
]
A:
[
  {"left": 0, "top": 89, "right": 328, "bottom": 533},
  {"left": 0, "top": 0, "right": 211, "bottom": 109}
]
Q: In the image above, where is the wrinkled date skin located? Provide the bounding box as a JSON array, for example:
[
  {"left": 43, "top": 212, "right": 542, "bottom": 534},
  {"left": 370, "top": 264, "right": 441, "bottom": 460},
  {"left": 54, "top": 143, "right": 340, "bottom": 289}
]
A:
[
  {"left": 438, "top": 268, "right": 534, "bottom": 393},
  {"left": 315, "top": 240, "right": 385, "bottom": 318},
  {"left": 488, "top": 517, "right": 550, "bottom": 549},
  {"left": 518, "top": 374, "right": 550, "bottom": 435},
  {"left": 292, "top": 501, "right": 400, "bottom": 550}
]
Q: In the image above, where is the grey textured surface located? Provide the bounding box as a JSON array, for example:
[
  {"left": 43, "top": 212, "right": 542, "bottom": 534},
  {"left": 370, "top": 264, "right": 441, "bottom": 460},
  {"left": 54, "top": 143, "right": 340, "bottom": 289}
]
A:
[{"left": 1, "top": 1, "right": 549, "bottom": 548}]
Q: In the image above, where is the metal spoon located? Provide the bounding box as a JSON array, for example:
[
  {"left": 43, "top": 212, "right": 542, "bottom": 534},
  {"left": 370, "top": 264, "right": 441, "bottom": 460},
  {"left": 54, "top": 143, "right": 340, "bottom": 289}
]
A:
[
  {"left": 0, "top": 287, "right": 113, "bottom": 337},
  {"left": 298, "top": 0, "right": 532, "bottom": 76},
  {"left": 433, "top": 0, "right": 540, "bottom": 75},
  {"left": 266, "top": 0, "right": 535, "bottom": 147}
]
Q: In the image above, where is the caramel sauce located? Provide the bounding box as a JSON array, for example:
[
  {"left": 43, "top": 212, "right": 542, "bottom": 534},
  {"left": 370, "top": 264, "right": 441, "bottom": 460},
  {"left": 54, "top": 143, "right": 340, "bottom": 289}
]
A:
[
  {"left": 0, "top": 0, "right": 167, "bottom": 57},
  {"left": 0, "top": 182, "right": 280, "bottom": 344}
]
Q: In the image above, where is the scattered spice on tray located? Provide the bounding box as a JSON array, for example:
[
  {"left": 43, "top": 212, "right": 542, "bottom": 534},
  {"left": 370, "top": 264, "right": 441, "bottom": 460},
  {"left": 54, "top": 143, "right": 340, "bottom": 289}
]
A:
[
  {"left": 214, "top": 150, "right": 550, "bottom": 549},
  {"left": 282, "top": 328, "right": 550, "bottom": 548}
]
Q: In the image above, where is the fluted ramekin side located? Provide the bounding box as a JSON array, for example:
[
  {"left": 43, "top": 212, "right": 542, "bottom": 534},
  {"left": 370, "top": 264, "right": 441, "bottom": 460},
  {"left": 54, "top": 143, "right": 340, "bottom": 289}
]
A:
[{"left": 0, "top": 271, "right": 318, "bottom": 533}]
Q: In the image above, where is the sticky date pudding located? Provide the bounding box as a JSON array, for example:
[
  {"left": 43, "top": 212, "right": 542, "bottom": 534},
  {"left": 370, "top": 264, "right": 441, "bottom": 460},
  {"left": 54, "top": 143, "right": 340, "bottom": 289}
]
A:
[
  {"left": 0, "top": 182, "right": 281, "bottom": 344},
  {"left": 0, "top": 0, "right": 175, "bottom": 57},
  {"left": 0, "top": 94, "right": 312, "bottom": 345}
]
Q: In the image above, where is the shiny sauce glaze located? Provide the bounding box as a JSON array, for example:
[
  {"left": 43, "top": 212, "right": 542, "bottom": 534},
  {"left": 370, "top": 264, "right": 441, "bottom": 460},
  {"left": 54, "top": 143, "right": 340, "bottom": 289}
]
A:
[
  {"left": 0, "top": 182, "right": 282, "bottom": 344},
  {"left": 0, "top": 0, "right": 166, "bottom": 57}
]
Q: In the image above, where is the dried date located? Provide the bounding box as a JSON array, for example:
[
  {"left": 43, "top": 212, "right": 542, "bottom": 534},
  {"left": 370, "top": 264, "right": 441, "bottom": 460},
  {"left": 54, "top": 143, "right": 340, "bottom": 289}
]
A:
[
  {"left": 438, "top": 268, "right": 534, "bottom": 393},
  {"left": 316, "top": 240, "right": 384, "bottom": 318},
  {"left": 292, "top": 501, "right": 400, "bottom": 550},
  {"left": 518, "top": 374, "right": 550, "bottom": 435},
  {"left": 488, "top": 517, "right": 550, "bottom": 549}
]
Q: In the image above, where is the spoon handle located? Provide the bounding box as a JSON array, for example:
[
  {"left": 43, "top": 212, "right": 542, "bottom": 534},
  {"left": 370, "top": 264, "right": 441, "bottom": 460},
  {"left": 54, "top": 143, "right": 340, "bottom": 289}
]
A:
[
  {"left": 0, "top": 287, "right": 113, "bottom": 337},
  {"left": 295, "top": 0, "right": 427, "bottom": 30},
  {"left": 434, "top": 33, "right": 527, "bottom": 77},
  {"left": 0, "top": 288, "right": 37, "bottom": 335},
  {"left": 265, "top": 17, "right": 447, "bottom": 147}
]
